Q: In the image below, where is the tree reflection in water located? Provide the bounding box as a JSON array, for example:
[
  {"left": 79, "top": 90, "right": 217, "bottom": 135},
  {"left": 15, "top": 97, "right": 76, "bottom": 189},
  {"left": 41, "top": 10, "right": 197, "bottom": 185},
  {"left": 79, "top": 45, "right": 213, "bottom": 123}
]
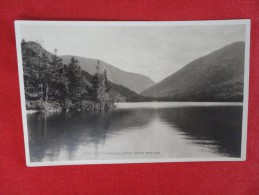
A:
[
  {"left": 27, "top": 109, "right": 155, "bottom": 162},
  {"left": 27, "top": 105, "right": 243, "bottom": 162}
]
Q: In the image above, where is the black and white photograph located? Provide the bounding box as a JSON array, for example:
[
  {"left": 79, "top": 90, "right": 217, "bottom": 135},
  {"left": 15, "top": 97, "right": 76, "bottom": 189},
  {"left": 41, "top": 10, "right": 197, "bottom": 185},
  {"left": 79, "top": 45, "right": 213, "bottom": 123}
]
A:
[{"left": 15, "top": 20, "right": 250, "bottom": 166}]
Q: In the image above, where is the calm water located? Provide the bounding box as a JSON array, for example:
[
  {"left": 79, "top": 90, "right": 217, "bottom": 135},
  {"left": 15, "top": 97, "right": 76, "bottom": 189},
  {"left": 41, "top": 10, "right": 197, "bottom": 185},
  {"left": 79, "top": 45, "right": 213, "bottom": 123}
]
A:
[{"left": 27, "top": 102, "right": 243, "bottom": 162}]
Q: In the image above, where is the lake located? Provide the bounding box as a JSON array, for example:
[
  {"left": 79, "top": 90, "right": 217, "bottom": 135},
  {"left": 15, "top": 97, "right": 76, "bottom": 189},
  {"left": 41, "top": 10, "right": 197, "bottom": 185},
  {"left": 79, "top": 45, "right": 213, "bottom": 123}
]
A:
[{"left": 26, "top": 102, "right": 243, "bottom": 163}]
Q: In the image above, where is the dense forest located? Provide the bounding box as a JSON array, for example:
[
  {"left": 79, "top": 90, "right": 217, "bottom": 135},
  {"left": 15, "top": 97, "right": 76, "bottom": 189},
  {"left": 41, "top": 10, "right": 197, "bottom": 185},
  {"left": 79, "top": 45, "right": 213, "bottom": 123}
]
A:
[{"left": 21, "top": 40, "right": 153, "bottom": 112}]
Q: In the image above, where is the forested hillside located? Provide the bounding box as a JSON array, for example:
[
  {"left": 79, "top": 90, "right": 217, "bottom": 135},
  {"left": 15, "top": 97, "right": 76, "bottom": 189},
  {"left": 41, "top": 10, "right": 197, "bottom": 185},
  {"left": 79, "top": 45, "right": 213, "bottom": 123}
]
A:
[
  {"left": 61, "top": 55, "right": 156, "bottom": 93},
  {"left": 141, "top": 42, "right": 245, "bottom": 102},
  {"left": 21, "top": 40, "right": 151, "bottom": 111}
]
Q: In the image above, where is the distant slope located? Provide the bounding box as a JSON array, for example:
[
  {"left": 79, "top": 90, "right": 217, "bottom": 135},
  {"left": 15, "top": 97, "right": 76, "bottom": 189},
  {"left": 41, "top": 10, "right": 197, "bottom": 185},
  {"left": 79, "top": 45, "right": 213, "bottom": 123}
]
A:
[
  {"left": 141, "top": 42, "right": 245, "bottom": 102},
  {"left": 61, "top": 55, "right": 155, "bottom": 93},
  {"left": 80, "top": 70, "right": 153, "bottom": 102}
]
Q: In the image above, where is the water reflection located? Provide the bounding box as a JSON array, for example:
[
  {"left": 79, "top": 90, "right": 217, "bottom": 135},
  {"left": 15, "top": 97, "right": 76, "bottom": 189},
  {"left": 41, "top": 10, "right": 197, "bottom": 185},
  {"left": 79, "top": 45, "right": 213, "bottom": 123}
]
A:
[
  {"left": 27, "top": 103, "right": 243, "bottom": 162},
  {"left": 27, "top": 109, "right": 156, "bottom": 162},
  {"left": 157, "top": 106, "right": 242, "bottom": 157}
]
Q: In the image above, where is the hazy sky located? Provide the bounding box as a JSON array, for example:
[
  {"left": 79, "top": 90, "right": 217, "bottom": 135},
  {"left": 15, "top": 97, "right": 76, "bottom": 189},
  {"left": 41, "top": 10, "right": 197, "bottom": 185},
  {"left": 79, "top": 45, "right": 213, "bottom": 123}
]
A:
[{"left": 19, "top": 23, "right": 246, "bottom": 82}]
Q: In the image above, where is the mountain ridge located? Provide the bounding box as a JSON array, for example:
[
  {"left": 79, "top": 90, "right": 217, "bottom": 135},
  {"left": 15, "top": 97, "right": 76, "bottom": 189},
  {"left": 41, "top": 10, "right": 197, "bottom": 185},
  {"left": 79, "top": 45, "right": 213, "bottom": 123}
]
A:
[
  {"left": 60, "top": 55, "right": 155, "bottom": 93},
  {"left": 141, "top": 41, "right": 245, "bottom": 102}
]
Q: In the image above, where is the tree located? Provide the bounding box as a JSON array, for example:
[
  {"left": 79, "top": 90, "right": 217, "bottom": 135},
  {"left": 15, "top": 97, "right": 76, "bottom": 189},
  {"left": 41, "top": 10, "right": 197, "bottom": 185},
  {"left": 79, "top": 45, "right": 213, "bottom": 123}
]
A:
[
  {"left": 104, "top": 69, "right": 111, "bottom": 93},
  {"left": 39, "top": 52, "right": 51, "bottom": 110},
  {"left": 21, "top": 40, "right": 115, "bottom": 112},
  {"left": 21, "top": 40, "right": 50, "bottom": 110},
  {"left": 90, "top": 61, "right": 111, "bottom": 110},
  {"left": 21, "top": 40, "right": 37, "bottom": 101},
  {"left": 49, "top": 49, "right": 69, "bottom": 110},
  {"left": 67, "top": 56, "right": 84, "bottom": 110}
]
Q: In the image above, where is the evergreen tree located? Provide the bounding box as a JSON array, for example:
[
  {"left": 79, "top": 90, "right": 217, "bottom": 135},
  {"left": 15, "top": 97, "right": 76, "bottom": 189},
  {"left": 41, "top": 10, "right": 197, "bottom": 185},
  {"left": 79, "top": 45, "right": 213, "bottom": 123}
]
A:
[
  {"left": 90, "top": 61, "right": 100, "bottom": 104},
  {"left": 40, "top": 52, "right": 51, "bottom": 110},
  {"left": 104, "top": 69, "right": 111, "bottom": 93},
  {"left": 49, "top": 49, "right": 69, "bottom": 110},
  {"left": 21, "top": 40, "right": 38, "bottom": 101},
  {"left": 80, "top": 75, "right": 91, "bottom": 103},
  {"left": 21, "top": 40, "right": 50, "bottom": 109},
  {"left": 67, "top": 56, "right": 83, "bottom": 110},
  {"left": 90, "top": 61, "right": 110, "bottom": 110},
  {"left": 21, "top": 40, "right": 116, "bottom": 112}
]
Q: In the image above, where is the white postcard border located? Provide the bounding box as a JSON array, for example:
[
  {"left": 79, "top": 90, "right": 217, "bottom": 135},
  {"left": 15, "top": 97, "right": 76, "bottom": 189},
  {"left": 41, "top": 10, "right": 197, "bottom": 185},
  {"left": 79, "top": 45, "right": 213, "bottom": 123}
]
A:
[{"left": 14, "top": 19, "right": 250, "bottom": 167}]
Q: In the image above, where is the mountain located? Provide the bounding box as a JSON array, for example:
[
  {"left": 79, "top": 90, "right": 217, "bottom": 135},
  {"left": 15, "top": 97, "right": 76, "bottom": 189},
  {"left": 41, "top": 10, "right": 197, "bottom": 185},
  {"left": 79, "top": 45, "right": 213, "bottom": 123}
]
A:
[
  {"left": 23, "top": 41, "right": 155, "bottom": 93},
  {"left": 22, "top": 41, "right": 54, "bottom": 59},
  {"left": 61, "top": 55, "right": 155, "bottom": 93},
  {"left": 141, "top": 42, "right": 245, "bottom": 102},
  {"left": 23, "top": 41, "right": 153, "bottom": 102}
]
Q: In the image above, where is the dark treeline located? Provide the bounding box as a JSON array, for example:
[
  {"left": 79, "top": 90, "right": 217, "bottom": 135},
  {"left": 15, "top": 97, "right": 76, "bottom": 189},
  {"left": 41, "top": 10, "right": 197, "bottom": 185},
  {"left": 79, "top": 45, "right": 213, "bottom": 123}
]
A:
[{"left": 22, "top": 40, "right": 114, "bottom": 112}]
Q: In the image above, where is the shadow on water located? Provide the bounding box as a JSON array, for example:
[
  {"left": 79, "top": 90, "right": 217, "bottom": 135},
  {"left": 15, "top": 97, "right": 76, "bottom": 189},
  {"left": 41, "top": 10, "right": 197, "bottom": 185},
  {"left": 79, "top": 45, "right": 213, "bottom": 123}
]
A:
[
  {"left": 27, "top": 109, "right": 155, "bottom": 162},
  {"left": 157, "top": 106, "right": 243, "bottom": 157},
  {"left": 27, "top": 105, "right": 243, "bottom": 162}
]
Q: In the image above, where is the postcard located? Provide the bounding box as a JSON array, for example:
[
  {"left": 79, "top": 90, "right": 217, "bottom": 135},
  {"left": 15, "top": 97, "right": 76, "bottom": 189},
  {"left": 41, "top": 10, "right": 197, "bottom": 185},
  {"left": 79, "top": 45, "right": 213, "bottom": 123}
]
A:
[{"left": 15, "top": 20, "right": 250, "bottom": 166}]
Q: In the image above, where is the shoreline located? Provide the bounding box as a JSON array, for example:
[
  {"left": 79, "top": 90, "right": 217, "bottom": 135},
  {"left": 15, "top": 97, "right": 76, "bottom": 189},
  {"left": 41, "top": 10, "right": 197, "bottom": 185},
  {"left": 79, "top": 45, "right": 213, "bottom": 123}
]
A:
[{"left": 26, "top": 101, "right": 243, "bottom": 113}]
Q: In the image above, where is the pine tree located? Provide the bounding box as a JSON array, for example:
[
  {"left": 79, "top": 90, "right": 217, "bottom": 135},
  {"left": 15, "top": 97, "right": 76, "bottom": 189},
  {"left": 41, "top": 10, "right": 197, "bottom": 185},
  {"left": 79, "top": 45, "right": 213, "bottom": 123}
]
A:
[
  {"left": 21, "top": 40, "right": 36, "bottom": 101},
  {"left": 104, "top": 69, "right": 111, "bottom": 93},
  {"left": 49, "top": 49, "right": 69, "bottom": 110},
  {"left": 21, "top": 40, "right": 51, "bottom": 110},
  {"left": 90, "top": 61, "right": 111, "bottom": 110},
  {"left": 40, "top": 52, "right": 51, "bottom": 110},
  {"left": 90, "top": 61, "right": 100, "bottom": 105},
  {"left": 67, "top": 56, "right": 83, "bottom": 110},
  {"left": 21, "top": 40, "right": 115, "bottom": 112}
]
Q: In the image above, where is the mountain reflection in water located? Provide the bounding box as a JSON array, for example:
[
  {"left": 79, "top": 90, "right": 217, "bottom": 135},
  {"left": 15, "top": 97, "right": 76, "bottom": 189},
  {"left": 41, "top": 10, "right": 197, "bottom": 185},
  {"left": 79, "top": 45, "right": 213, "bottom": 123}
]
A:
[{"left": 27, "top": 102, "right": 243, "bottom": 162}]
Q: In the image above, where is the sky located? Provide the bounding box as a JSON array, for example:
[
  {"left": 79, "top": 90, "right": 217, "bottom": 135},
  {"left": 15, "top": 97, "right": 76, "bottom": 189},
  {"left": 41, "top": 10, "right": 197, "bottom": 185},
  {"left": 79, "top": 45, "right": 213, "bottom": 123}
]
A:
[{"left": 18, "top": 23, "right": 246, "bottom": 82}]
